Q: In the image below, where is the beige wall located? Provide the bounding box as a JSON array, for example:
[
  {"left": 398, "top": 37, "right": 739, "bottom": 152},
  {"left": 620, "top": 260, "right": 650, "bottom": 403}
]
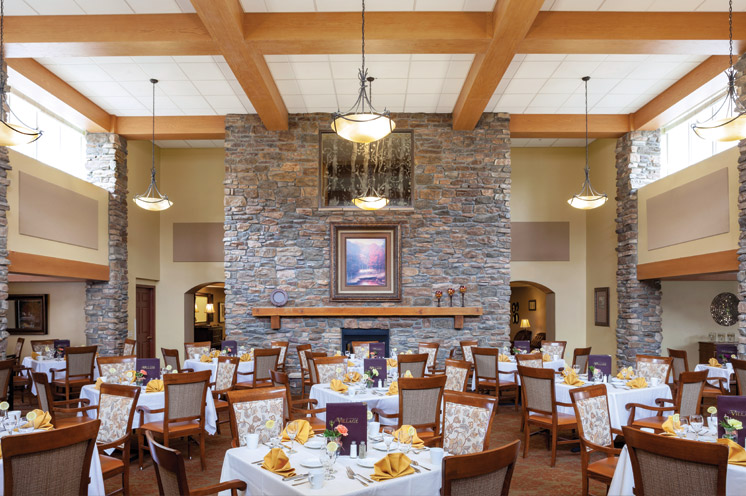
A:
[
  {"left": 509, "top": 285, "right": 546, "bottom": 338},
  {"left": 8, "top": 281, "right": 86, "bottom": 359}
]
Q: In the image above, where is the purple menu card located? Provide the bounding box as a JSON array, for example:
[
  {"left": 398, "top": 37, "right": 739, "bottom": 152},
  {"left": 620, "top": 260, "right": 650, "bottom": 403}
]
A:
[
  {"left": 717, "top": 396, "right": 746, "bottom": 446},
  {"left": 588, "top": 355, "right": 612, "bottom": 376},
  {"left": 513, "top": 341, "right": 531, "bottom": 354},
  {"left": 325, "top": 402, "right": 367, "bottom": 456},
  {"left": 364, "top": 358, "right": 386, "bottom": 384},
  {"left": 137, "top": 358, "right": 161, "bottom": 380},
  {"left": 368, "top": 343, "right": 385, "bottom": 359}
]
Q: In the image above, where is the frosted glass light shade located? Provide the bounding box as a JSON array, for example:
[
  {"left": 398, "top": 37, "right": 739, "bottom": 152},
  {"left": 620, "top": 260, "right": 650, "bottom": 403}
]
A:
[
  {"left": 567, "top": 194, "right": 608, "bottom": 210},
  {"left": 352, "top": 195, "right": 389, "bottom": 210},
  {"left": 692, "top": 114, "right": 746, "bottom": 142},
  {"left": 331, "top": 113, "right": 395, "bottom": 143},
  {"left": 133, "top": 195, "right": 173, "bottom": 211},
  {"left": 0, "top": 121, "right": 42, "bottom": 147}
]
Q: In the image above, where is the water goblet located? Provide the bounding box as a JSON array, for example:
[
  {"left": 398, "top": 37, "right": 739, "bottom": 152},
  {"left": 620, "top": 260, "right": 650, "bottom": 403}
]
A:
[
  {"left": 319, "top": 450, "right": 333, "bottom": 480},
  {"left": 675, "top": 417, "right": 689, "bottom": 439},
  {"left": 286, "top": 420, "right": 298, "bottom": 454},
  {"left": 399, "top": 436, "right": 412, "bottom": 456},
  {"left": 572, "top": 365, "right": 580, "bottom": 375},
  {"left": 382, "top": 426, "right": 395, "bottom": 455},
  {"left": 690, "top": 414, "right": 704, "bottom": 441}
]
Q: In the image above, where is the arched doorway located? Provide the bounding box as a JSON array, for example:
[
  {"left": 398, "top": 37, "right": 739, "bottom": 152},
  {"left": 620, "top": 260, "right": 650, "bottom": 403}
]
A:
[
  {"left": 509, "top": 281, "right": 556, "bottom": 345},
  {"left": 184, "top": 282, "right": 225, "bottom": 348}
]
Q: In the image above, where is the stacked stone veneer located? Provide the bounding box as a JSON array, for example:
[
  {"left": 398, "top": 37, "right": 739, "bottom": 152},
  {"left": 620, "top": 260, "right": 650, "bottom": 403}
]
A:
[
  {"left": 84, "top": 134, "right": 128, "bottom": 355},
  {"left": 224, "top": 113, "right": 511, "bottom": 373},
  {"left": 615, "top": 131, "right": 662, "bottom": 368},
  {"left": 0, "top": 146, "right": 9, "bottom": 335},
  {"left": 737, "top": 140, "right": 746, "bottom": 355}
]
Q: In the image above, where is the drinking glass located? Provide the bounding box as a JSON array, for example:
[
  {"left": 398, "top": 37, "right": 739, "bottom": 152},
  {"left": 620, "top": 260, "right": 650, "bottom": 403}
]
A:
[
  {"left": 286, "top": 420, "right": 298, "bottom": 454},
  {"left": 382, "top": 426, "right": 395, "bottom": 455},
  {"left": 675, "top": 417, "right": 688, "bottom": 438},
  {"left": 572, "top": 365, "right": 580, "bottom": 375},
  {"left": 399, "top": 437, "right": 411, "bottom": 456},
  {"left": 319, "top": 450, "right": 334, "bottom": 480},
  {"left": 690, "top": 414, "right": 704, "bottom": 440}
]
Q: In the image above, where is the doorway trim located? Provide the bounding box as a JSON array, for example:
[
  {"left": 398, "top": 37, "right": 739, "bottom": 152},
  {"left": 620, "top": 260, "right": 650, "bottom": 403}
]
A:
[{"left": 136, "top": 284, "right": 156, "bottom": 358}]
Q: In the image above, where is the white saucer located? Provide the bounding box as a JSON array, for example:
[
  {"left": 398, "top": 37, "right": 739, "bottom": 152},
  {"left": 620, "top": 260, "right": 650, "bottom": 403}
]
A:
[
  {"left": 356, "top": 458, "right": 375, "bottom": 468},
  {"left": 300, "top": 458, "right": 323, "bottom": 468},
  {"left": 372, "top": 442, "right": 391, "bottom": 451},
  {"left": 304, "top": 438, "right": 325, "bottom": 449}
]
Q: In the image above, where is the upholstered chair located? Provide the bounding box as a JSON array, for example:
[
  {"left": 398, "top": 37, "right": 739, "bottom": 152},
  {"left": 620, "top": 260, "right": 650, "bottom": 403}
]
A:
[
  {"left": 30, "top": 339, "right": 55, "bottom": 353},
  {"left": 123, "top": 338, "right": 136, "bottom": 356},
  {"left": 226, "top": 387, "right": 285, "bottom": 448},
  {"left": 627, "top": 369, "right": 708, "bottom": 430},
  {"left": 183, "top": 342, "right": 211, "bottom": 360},
  {"left": 211, "top": 355, "right": 239, "bottom": 434},
  {"left": 418, "top": 342, "right": 440, "bottom": 374},
  {"left": 270, "top": 369, "right": 326, "bottom": 433},
  {"left": 161, "top": 348, "right": 194, "bottom": 373},
  {"left": 473, "top": 347, "right": 518, "bottom": 412},
  {"left": 459, "top": 340, "right": 478, "bottom": 364},
  {"left": 572, "top": 347, "right": 592, "bottom": 374},
  {"left": 441, "top": 441, "right": 520, "bottom": 496},
  {"left": 515, "top": 352, "right": 543, "bottom": 369},
  {"left": 397, "top": 353, "right": 428, "bottom": 378},
  {"left": 442, "top": 391, "right": 496, "bottom": 455},
  {"left": 236, "top": 348, "right": 281, "bottom": 389},
  {"left": 270, "top": 340, "right": 289, "bottom": 372},
  {"left": 634, "top": 355, "right": 673, "bottom": 384},
  {"left": 31, "top": 372, "right": 91, "bottom": 428},
  {"left": 732, "top": 358, "right": 746, "bottom": 395},
  {"left": 351, "top": 341, "right": 376, "bottom": 358},
  {"left": 304, "top": 351, "right": 327, "bottom": 387},
  {"left": 314, "top": 356, "right": 347, "bottom": 384},
  {"left": 296, "top": 344, "right": 313, "bottom": 397},
  {"left": 540, "top": 340, "right": 567, "bottom": 359},
  {"left": 50, "top": 345, "right": 97, "bottom": 401},
  {"left": 97, "top": 355, "right": 137, "bottom": 379},
  {"left": 444, "top": 359, "right": 471, "bottom": 392}
]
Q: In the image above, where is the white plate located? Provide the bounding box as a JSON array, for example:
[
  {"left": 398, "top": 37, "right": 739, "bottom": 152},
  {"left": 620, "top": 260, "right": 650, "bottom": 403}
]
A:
[
  {"left": 304, "top": 438, "right": 325, "bottom": 449},
  {"left": 372, "top": 442, "right": 391, "bottom": 451},
  {"left": 356, "top": 458, "right": 375, "bottom": 468},
  {"left": 300, "top": 458, "right": 323, "bottom": 468}
]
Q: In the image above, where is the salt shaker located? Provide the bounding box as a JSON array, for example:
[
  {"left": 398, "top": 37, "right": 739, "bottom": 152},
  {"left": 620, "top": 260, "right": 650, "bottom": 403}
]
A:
[
  {"left": 378, "top": 379, "right": 382, "bottom": 388},
  {"left": 350, "top": 441, "right": 358, "bottom": 458},
  {"left": 359, "top": 441, "right": 367, "bottom": 459}
]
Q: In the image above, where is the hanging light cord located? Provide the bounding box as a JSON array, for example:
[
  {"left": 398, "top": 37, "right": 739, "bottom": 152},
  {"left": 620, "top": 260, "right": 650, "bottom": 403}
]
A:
[
  {"left": 730, "top": 0, "right": 734, "bottom": 69},
  {"left": 584, "top": 76, "right": 590, "bottom": 181},
  {"left": 151, "top": 79, "right": 156, "bottom": 181},
  {"left": 360, "top": 0, "right": 367, "bottom": 113}
]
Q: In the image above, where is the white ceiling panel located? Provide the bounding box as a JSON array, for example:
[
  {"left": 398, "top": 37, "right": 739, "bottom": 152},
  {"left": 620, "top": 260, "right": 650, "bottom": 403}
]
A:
[{"left": 541, "top": 0, "right": 746, "bottom": 11}]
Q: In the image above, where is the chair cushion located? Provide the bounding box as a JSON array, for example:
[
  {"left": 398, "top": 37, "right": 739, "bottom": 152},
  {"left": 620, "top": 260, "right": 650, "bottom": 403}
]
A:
[
  {"left": 140, "top": 420, "right": 201, "bottom": 435},
  {"left": 476, "top": 379, "right": 497, "bottom": 388},
  {"left": 631, "top": 416, "right": 665, "bottom": 431},
  {"left": 214, "top": 399, "right": 228, "bottom": 411},
  {"left": 52, "top": 377, "right": 92, "bottom": 388},
  {"left": 528, "top": 412, "right": 577, "bottom": 426},
  {"left": 587, "top": 456, "right": 617, "bottom": 481},
  {"left": 702, "top": 385, "right": 723, "bottom": 397},
  {"left": 99, "top": 454, "right": 124, "bottom": 477},
  {"left": 302, "top": 416, "right": 325, "bottom": 433},
  {"left": 56, "top": 416, "right": 94, "bottom": 429}
]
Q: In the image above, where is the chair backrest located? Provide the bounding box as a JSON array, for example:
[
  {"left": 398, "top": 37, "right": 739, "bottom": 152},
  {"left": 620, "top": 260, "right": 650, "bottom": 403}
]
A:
[
  {"left": 270, "top": 341, "right": 289, "bottom": 366},
  {"left": 0, "top": 359, "right": 14, "bottom": 401},
  {"left": 675, "top": 370, "right": 708, "bottom": 418},
  {"left": 184, "top": 342, "right": 211, "bottom": 360},
  {"left": 161, "top": 348, "right": 183, "bottom": 372},
  {"left": 97, "top": 384, "right": 141, "bottom": 446},
  {"left": 305, "top": 351, "right": 327, "bottom": 385},
  {"left": 667, "top": 348, "right": 689, "bottom": 383},
  {"left": 442, "top": 440, "right": 520, "bottom": 496},
  {"left": 123, "top": 338, "right": 136, "bottom": 356},
  {"left": 397, "top": 353, "right": 428, "bottom": 378},
  {"left": 459, "top": 340, "right": 478, "bottom": 364},
  {"left": 635, "top": 355, "right": 673, "bottom": 383},
  {"left": 214, "top": 356, "right": 240, "bottom": 392},
  {"left": 296, "top": 344, "right": 312, "bottom": 376},
  {"left": 530, "top": 332, "right": 546, "bottom": 350},
  {"left": 163, "top": 371, "right": 210, "bottom": 429},
  {"left": 517, "top": 365, "right": 556, "bottom": 416},
  {"left": 1, "top": 419, "right": 101, "bottom": 496},
  {"left": 253, "top": 348, "right": 281, "bottom": 384},
  {"left": 146, "top": 430, "right": 192, "bottom": 496},
  {"left": 442, "top": 391, "right": 496, "bottom": 455},
  {"left": 572, "top": 347, "right": 591, "bottom": 373},
  {"left": 314, "top": 356, "right": 347, "bottom": 384},
  {"left": 732, "top": 358, "right": 746, "bottom": 395},
  {"left": 472, "top": 347, "right": 499, "bottom": 382},
  {"left": 515, "top": 352, "right": 543, "bottom": 369},
  {"left": 30, "top": 339, "right": 55, "bottom": 353},
  {"left": 97, "top": 355, "right": 137, "bottom": 378},
  {"left": 31, "top": 372, "right": 56, "bottom": 424},
  {"left": 13, "top": 338, "right": 24, "bottom": 362},
  {"left": 418, "top": 342, "right": 440, "bottom": 370},
  {"left": 66, "top": 345, "right": 98, "bottom": 379},
  {"left": 398, "top": 375, "right": 446, "bottom": 432},
  {"left": 570, "top": 384, "right": 614, "bottom": 450},
  {"left": 541, "top": 340, "right": 567, "bottom": 359},
  {"left": 269, "top": 369, "right": 293, "bottom": 421},
  {"left": 622, "top": 425, "right": 728, "bottom": 496},
  {"left": 226, "top": 387, "right": 285, "bottom": 447},
  {"left": 444, "top": 359, "right": 471, "bottom": 392},
  {"left": 351, "top": 341, "right": 376, "bottom": 358}
]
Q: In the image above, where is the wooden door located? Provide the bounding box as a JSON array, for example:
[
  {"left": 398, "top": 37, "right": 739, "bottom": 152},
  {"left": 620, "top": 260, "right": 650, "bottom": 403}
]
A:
[{"left": 135, "top": 285, "right": 155, "bottom": 358}]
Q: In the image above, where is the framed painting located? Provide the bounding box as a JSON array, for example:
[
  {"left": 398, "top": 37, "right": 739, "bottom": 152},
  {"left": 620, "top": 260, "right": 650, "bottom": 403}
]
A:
[
  {"left": 319, "top": 130, "right": 414, "bottom": 209},
  {"left": 528, "top": 300, "right": 536, "bottom": 311},
  {"left": 330, "top": 223, "right": 402, "bottom": 302},
  {"left": 594, "top": 287, "right": 610, "bottom": 327},
  {"left": 218, "top": 302, "right": 225, "bottom": 323},
  {"left": 7, "top": 294, "right": 48, "bottom": 335}
]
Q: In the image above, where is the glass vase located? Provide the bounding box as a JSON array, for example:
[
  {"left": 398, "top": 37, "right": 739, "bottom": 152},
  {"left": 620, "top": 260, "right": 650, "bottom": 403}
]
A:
[{"left": 723, "top": 428, "right": 738, "bottom": 442}]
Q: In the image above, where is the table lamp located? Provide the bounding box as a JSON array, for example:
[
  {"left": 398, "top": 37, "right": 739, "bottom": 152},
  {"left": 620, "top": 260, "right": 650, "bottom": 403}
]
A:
[{"left": 520, "top": 319, "right": 531, "bottom": 330}]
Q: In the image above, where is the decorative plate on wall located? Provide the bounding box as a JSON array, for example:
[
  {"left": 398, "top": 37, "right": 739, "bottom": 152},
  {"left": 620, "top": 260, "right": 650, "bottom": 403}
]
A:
[
  {"left": 270, "top": 289, "right": 288, "bottom": 307},
  {"left": 710, "top": 292, "right": 738, "bottom": 326}
]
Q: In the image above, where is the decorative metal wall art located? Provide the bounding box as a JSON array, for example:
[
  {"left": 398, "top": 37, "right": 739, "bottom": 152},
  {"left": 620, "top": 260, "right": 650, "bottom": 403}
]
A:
[{"left": 710, "top": 292, "right": 738, "bottom": 326}]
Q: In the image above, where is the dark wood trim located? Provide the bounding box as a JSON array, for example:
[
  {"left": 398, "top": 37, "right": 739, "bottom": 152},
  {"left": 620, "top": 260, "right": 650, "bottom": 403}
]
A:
[
  {"left": 637, "top": 249, "right": 738, "bottom": 280},
  {"left": 8, "top": 251, "right": 109, "bottom": 281},
  {"left": 136, "top": 285, "right": 156, "bottom": 358}
]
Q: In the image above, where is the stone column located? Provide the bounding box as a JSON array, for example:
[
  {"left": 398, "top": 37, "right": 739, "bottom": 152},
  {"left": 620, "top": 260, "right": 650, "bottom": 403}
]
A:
[
  {"left": 615, "top": 130, "right": 662, "bottom": 368},
  {"left": 84, "top": 133, "right": 128, "bottom": 355},
  {"left": 737, "top": 141, "right": 746, "bottom": 355},
  {"left": 0, "top": 146, "right": 9, "bottom": 334}
]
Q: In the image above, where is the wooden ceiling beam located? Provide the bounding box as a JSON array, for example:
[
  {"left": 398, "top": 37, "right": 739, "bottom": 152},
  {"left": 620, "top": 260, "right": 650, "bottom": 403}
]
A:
[
  {"left": 190, "top": 0, "right": 287, "bottom": 131},
  {"left": 114, "top": 115, "right": 225, "bottom": 140},
  {"left": 510, "top": 114, "right": 631, "bottom": 138},
  {"left": 452, "top": 0, "right": 544, "bottom": 131}
]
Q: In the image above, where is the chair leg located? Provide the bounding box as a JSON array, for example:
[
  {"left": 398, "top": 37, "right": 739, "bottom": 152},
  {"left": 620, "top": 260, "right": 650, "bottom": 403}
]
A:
[
  {"left": 137, "top": 430, "right": 144, "bottom": 470},
  {"left": 581, "top": 473, "right": 589, "bottom": 496},
  {"left": 550, "top": 427, "right": 557, "bottom": 467},
  {"left": 123, "top": 457, "right": 130, "bottom": 496},
  {"left": 200, "top": 430, "right": 206, "bottom": 471},
  {"left": 523, "top": 419, "right": 530, "bottom": 458}
]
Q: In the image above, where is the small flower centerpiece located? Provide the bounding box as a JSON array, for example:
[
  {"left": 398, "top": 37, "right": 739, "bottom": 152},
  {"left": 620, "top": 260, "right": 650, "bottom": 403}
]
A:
[
  {"left": 323, "top": 421, "right": 348, "bottom": 451},
  {"left": 364, "top": 366, "right": 379, "bottom": 388},
  {"left": 720, "top": 415, "right": 743, "bottom": 442},
  {"left": 135, "top": 369, "right": 148, "bottom": 386}
]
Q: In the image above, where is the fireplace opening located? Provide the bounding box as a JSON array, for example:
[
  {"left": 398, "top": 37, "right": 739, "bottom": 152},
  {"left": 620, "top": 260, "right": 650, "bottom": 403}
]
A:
[{"left": 340, "top": 328, "right": 390, "bottom": 356}]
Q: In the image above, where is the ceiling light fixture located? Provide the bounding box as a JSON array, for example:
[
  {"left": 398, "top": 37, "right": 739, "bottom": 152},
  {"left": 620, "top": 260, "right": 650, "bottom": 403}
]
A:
[
  {"left": 331, "top": 0, "right": 395, "bottom": 144},
  {"left": 692, "top": 0, "right": 746, "bottom": 141},
  {"left": 568, "top": 76, "right": 607, "bottom": 210},
  {"left": 133, "top": 79, "right": 172, "bottom": 212},
  {"left": 0, "top": 0, "right": 42, "bottom": 147}
]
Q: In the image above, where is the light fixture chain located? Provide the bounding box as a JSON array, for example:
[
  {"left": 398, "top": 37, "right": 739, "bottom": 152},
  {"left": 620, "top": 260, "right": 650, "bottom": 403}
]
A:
[
  {"left": 152, "top": 79, "right": 156, "bottom": 178},
  {"left": 730, "top": 0, "right": 734, "bottom": 68},
  {"left": 361, "top": 0, "right": 365, "bottom": 77},
  {"left": 584, "top": 76, "right": 589, "bottom": 177}
]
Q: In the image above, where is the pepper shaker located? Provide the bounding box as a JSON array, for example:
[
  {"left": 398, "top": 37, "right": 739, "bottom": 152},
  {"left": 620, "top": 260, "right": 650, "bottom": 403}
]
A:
[{"left": 359, "top": 441, "right": 366, "bottom": 459}]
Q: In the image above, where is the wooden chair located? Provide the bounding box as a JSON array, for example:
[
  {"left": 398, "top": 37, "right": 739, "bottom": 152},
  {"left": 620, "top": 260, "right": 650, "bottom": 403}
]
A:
[
  {"left": 270, "top": 340, "right": 289, "bottom": 372},
  {"left": 1, "top": 419, "right": 101, "bottom": 496},
  {"left": 351, "top": 341, "right": 377, "bottom": 358},
  {"left": 236, "top": 348, "right": 280, "bottom": 389},
  {"left": 515, "top": 352, "right": 544, "bottom": 368},
  {"left": 296, "top": 344, "right": 313, "bottom": 397},
  {"left": 622, "top": 425, "right": 728, "bottom": 496},
  {"left": 305, "top": 351, "right": 327, "bottom": 387},
  {"left": 11, "top": 341, "right": 32, "bottom": 404},
  {"left": 313, "top": 356, "right": 347, "bottom": 384},
  {"left": 442, "top": 391, "right": 496, "bottom": 455},
  {"left": 226, "top": 387, "right": 285, "bottom": 448},
  {"left": 30, "top": 339, "right": 55, "bottom": 353},
  {"left": 418, "top": 342, "right": 440, "bottom": 374},
  {"left": 570, "top": 384, "right": 622, "bottom": 496},
  {"left": 459, "top": 340, "right": 478, "bottom": 364},
  {"left": 270, "top": 369, "right": 325, "bottom": 433},
  {"left": 50, "top": 345, "right": 97, "bottom": 402},
  {"left": 97, "top": 355, "right": 137, "bottom": 378},
  {"left": 517, "top": 365, "right": 578, "bottom": 467},
  {"left": 667, "top": 348, "right": 689, "bottom": 384},
  {"left": 137, "top": 370, "right": 211, "bottom": 471},
  {"left": 32, "top": 372, "right": 92, "bottom": 428},
  {"left": 397, "top": 353, "right": 428, "bottom": 378},
  {"left": 530, "top": 332, "right": 546, "bottom": 350},
  {"left": 442, "top": 440, "right": 520, "bottom": 496},
  {"left": 732, "top": 357, "right": 746, "bottom": 395},
  {"left": 626, "top": 369, "right": 707, "bottom": 430},
  {"left": 572, "top": 347, "right": 592, "bottom": 374},
  {"left": 473, "top": 347, "right": 518, "bottom": 412},
  {"left": 146, "top": 431, "right": 246, "bottom": 496},
  {"left": 541, "top": 340, "right": 567, "bottom": 359},
  {"left": 0, "top": 359, "right": 14, "bottom": 404},
  {"left": 162, "top": 348, "right": 194, "bottom": 373},
  {"left": 10, "top": 337, "right": 23, "bottom": 360},
  {"left": 444, "top": 359, "right": 471, "bottom": 392},
  {"left": 372, "top": 375, "right": 446, "bottom": 447},
  {"left": 184, "top": 341, "right": 211, "bottom": 361},
  {"left": 123, "top": 338, "right": 136, "bottom": 356},
  {"left": 635, "top": 355, "right": 673, "bottom": 384},
  {"left": 211, "top": 356, "right": 239, "bottom": 435}
]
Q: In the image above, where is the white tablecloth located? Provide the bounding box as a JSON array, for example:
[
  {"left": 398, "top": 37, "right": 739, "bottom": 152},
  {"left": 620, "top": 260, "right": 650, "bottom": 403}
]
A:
[
  {"left": 184, "top": 358, "right": 254, "bottom": 383},
  {"left": 309, "top": 384, "right": 399, "bottom": 426},
  {"left": 22, "top": 357, "right": 100, "bottom": 395},
  {"left": 219, "top": 443, "right": 441, "bottom": 496},
  {"left": 554, "top": 381, "right": 673, "bottom": 429},
  {"left": 0, "top": 436, "right": 105, "bottom": 495},
  {"left": 79, "top": 383, "right": 218, "bottom": 434},
  {"left": 470, "top": 358, "right": 566, "bottom": 390},
  {"left": 694, "top": 363, "right": 734, "bottom": 391},
  {"left": 608, "top": 444, "right": 746, "bottom": 495}
]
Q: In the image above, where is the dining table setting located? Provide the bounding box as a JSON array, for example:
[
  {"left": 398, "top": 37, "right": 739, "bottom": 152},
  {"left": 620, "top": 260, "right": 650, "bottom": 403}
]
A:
[
  {"left": 693, "top": 359, "right": 734, "bottom": 391},
  {"left": 21, "top": 355, "right": 100, "bottom": 395},
  {"left": 184, "top": 356, "right": 254, "bottom": 383}
]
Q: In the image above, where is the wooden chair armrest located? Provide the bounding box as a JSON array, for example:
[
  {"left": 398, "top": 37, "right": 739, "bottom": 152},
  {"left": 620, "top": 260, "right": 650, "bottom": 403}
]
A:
[
  {"left": 292, "top": 407, "right": 326, "bottom": 418},
  {"left": 625, "top": 402, "right": 673, "bottom": 425},
  {"left": 290, "top": 398, "right": 319, "bottom": 407},
  {"left": 237, "top": 371, "right": 254, "bottom": 377},
  {"left": 555, "top": 401, "right": 573, "bottom": 408},
  {"left": 137, "top": 405, "right": 165, "bottom": 425},
  {"left": 54, "top": 398, "right": 90, "bottom": 408},
  {"left": 611, "top": 428, "right": 624, "bottom": 437},
  {"left": 50, "top": 368, "right": 67, "bottom": 381},
  {"left": 584, "top": 438, "right": 622, "bottom": 457},
  {"left": 180, "top": 368, "right": 195, "bottom": 373},
  {"left": 371, "top": 408, "right": 399, "bottom": 423},
  {"left": 655, "top": 398, "right": 674, "bottom": 406},
  {"left": 190, "top": 479, "right": 247, "bottom": 496},
  {"left": 57, "top": 404, "right": 98, "bottom": 415},
  {"left": 423, "top": 435, "right": 442, "bottom": 448},
  {"left": 97, "top": 436, "right": 129, "bottom": 452}
]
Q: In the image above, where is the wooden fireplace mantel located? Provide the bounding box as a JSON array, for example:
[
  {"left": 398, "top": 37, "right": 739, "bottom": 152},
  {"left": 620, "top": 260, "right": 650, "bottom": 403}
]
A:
[{"left": 252, "top": 306, "right": 483, "bottom": 330}]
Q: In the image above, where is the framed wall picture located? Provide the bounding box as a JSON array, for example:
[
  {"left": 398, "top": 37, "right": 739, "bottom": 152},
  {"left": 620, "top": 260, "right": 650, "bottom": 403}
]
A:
[
  {"left": 330, "top": 223, "right": 402, "bottom": 302},
  {"left": 594, "top": 287, "right": 610, "bottom": 327},
  {"left": 7, "top": 294, "right": 48, "bottom": 335},
  {"left": 319, "top": 130, "right": 414, "bottom": 209},
  {"left": 218, "top": 302, "right": 225, "bottom": 323},
  {"left": 528, "top": 300, "right": 536, "bottom": 311}
]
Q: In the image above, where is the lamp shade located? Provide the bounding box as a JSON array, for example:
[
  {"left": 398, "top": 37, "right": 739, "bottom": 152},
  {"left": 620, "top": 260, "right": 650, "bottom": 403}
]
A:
[
  {"left": 567, "top": 194, "right": 608, "bottom": 210},
  {"left": 133, "top": 195, "right": 173, "bottom": 211},
  {"left": 0, "top": 121, "right": 42, "bottom": 147},
  {"left": 519, "top": 319, "right": 531, "bottom": 330},
  {"left": 692, "top": 114, "right": 746, "bottom": 142},
  {"left": 331, "top": 113, "right": 395, "bottom": 143},
  {"left": 205, "top": 303, "right": 214, "bottom": 313},
  {"left": 352, "top": 195, "right": 389, "bottom": 210}
]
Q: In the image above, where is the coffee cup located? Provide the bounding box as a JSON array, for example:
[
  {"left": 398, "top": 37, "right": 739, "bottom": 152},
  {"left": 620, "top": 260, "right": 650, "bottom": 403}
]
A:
[
  {"left": 244, "top": 433, "right": 259, "bottom": 449},
  {"left": 368, "top": 421, "right": 380, "bottom": 438},
  {"left": 650, "top": 377, "right": 661, "bottom": 386},
  {"left": 430, "top": 447, "right": 444, "bottom": 465},
  {"left": 308, "top": 468, "right": 324, "bottom": 489}
]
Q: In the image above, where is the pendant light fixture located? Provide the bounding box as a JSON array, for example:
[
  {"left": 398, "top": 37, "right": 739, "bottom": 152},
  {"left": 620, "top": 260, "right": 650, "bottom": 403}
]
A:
[
  {"left": 0, "top": 0, "right": 42, "bottom": 146},
  {"left": 692, "top": 0, "right": 746, "bottom": 141},
  {"left": 331, "top": 0, "right": 395, "bottom": 144},
  {"left": 568, "top": 76, "right": 607, "bottom": 210},
  {"left": 133, "top": 79, "right": 172, "bottom": 212}
]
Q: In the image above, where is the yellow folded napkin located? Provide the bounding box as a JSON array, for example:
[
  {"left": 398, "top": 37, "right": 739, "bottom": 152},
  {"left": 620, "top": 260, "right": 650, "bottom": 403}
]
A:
[
  {"left": 542, "top": 353, "right": 552, "bottom": 362},
  {"left": 21, "top": 410, "right": 53, "bottom": 431},
  {"left": 563, "top": 371, "right": 585, "bottom": 386},
  {"left": 394, "top": 425, "right": 425, "bottom": 448},
  {"left": 661, "top": 414, "right": 680, "bottom": 435},
  {"left": 372, "top": 453, "right": 415, "bottom": 481},
  {"left": 402, "top": 370, "right": 413, "bottom": 378},
  {"left": 93, "top": 377, "right": 105, "bottom": 390},
  {"left": 343, "top": 371, "right": 361, "bottom": 383},
  {"left": 146, "top": 379, "right": 164, "bottom": 393},
  {"left": 240, "top": 353, "right": 252, "bottom": 362},
  {"left": 387, "top": 358, "right": 398, "bottom": 368},
  {"left": 717, "top": 438, "right": 746, "bottom": 466},
  {"left": 210, "top": 350, "right": 220, "bottom": 359},
  {"left": 347, "top": 360, "right": 356, "bottom": 367},
  {"left": 498, "top": 354, "right": 511, "bottom": 362},
  {"left": 626, "top": 377, "right": 648, "bottom": 389},
  {"left": 708, "top": 358, "right": 722, "bottom": 368},
  {"left": 330, "top": 379, "right": 348, "bottom": 393},
  {"left": 334, "top": 351, "right": 342, "bottom": 356},
  {"left": 31, "top": 352, "right": 39, "bottom": 360},
  {"left": 261, "top": 447, "right": 296, "bottom": 477},
  {"left": 200, "top": 354, "right": 213, "bottom": 363},
  {"left": 387, "top": 381, "right": 398, "bottom": 396},
  {"left": 616, "top": 366, "right": 634, "bottom": 380},
  {"left": 281, "top": 420, "right": 313, "bottom": 445}
]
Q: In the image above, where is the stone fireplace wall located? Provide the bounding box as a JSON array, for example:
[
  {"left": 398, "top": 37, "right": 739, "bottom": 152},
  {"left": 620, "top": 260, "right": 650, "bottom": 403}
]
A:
[{"left": 224, "top": 113, "right": 511, "bottom": 373}]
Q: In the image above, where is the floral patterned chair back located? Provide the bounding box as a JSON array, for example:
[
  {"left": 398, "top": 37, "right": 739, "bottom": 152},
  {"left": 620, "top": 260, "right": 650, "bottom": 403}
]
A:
[
  {"left": 314, "top": 356, "right": 347, "bottom": 384},
  {"left": 184, "top": 342, "right": 211, "bottom": 360},
  {"left": 297, "top": 345, "right": 312, "bottom": 376},
  {"left": 460, "top": 340, "right": 478, "bottom": 364},
  {"left": 540, "top": 341, "right": 567, "bottom": 359},
  {"left": 123, "top": 339, "right": 136, "bottom": 357},
  {"left": 97, "top": 384, "right": 140, "bottom": 445},
  {"left": 30, "top": 340, "right": 55, "bottom": 353},
  {"left": 570, "top": 384, "right": 613, "bottom": 450},
  {"left": 352, "top": 341, "right": 375, "bottom": 358},
  {"left": 227, "top": 387, "right": 285, "bottom": 446},
  {"left": 270, "top": 341, "right": 288, "bottom": 367},
  {"left": 515, "top": 353, "right": 543, "bottom": 369},
  {"left": 215, "top": 356, "right": 239, "bottom": 392},
  {"left": 97, "top": 356, "right": 137, "bottom": 380},
  {"left": 442, "top": 391, "right": 496, "bottom": 455},
  {"left": 418, "top": 343, "right": 440, "bottom": 371},
  {"left": 444, "top": 359, "right": 471, "bottom": 392},
  {"left": 635, "top": 355, "right": 672, "bottom": 383}
]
